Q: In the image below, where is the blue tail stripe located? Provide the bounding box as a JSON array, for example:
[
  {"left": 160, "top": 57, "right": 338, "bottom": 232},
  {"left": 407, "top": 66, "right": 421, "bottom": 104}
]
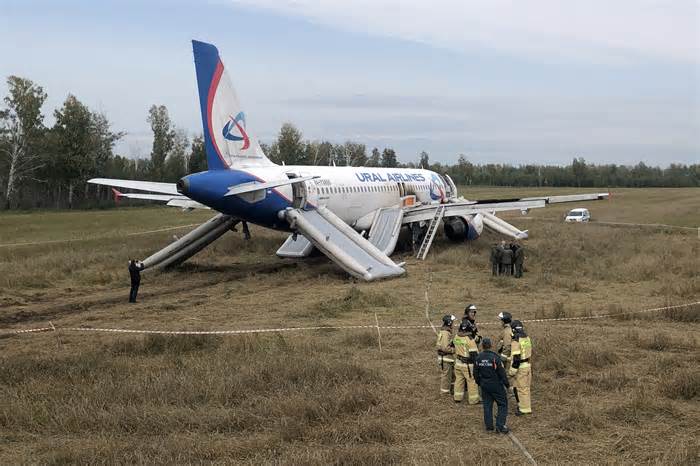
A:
[{"left": 192, "top": 40, "right": 228, "bottom": 171}]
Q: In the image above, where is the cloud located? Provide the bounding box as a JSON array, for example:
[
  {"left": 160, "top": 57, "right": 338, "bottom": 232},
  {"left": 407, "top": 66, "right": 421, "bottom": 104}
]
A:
[
  {"left": 271, "top": 92, "right": 699, "bottom": 165},
  {"left": 231, "top": 0, "right": 699, "bottom": 64}
]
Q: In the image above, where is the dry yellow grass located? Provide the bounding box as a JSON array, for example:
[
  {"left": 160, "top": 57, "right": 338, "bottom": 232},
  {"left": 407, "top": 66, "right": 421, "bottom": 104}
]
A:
[{"left": 0, "top": 187, "right": 699, "bottom": 464}]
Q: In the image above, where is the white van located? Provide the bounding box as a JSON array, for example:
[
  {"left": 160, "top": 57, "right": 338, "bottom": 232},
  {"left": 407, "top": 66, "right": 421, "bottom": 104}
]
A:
[{"left": 565, "top": 208, "right": 591, "bottom": 223}]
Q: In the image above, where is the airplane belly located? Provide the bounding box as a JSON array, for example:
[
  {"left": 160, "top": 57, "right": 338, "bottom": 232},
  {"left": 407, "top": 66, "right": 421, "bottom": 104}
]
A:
[{"left": 206, "top": 189, "right": 293, "bottom": 231}]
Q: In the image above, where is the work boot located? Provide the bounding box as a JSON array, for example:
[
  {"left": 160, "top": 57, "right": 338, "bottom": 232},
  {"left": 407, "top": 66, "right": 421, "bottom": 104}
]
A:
[
  {"left": 485, "top": 426, "right": 495, "bottom": 432},
  {"left": 496, "top": 426, "right": 509, "bottom": 434}
]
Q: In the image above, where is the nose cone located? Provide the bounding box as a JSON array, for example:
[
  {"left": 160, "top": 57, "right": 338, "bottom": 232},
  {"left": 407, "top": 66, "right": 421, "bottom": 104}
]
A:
[{"left": 176, "top": 177, "right": 190, "bottom": 196}]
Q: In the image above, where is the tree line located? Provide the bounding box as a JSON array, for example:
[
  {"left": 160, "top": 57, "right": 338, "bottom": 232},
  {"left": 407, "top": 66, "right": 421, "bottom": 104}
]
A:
[{"left": 1, "top": 76, "right": 698, "bottom": 210}]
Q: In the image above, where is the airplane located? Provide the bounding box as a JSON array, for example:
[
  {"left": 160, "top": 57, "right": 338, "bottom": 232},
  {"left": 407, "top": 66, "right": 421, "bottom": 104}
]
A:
[{"left": 89, "top": 40, "right": 609, "bottom": 281}]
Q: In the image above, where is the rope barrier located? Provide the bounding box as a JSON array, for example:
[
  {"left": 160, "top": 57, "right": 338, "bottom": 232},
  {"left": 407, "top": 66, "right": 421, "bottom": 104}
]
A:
[
  {"left": 0, "top": 224, "right": 201, "bottom": 248},
  {"left": 517, "top": 217, "right": 698, "bottom": 232},
  {"left": 1, "top": 302, "right": 697, "bottom": 337},
  {"left": 591, "top": 221, "right": 698, "bottom": 231},
  {"left": 425, "top": 270, "right": 438, "bottom": 335},
  {"left": 508, "top": 431, "right": 538, "bottom": 466}
]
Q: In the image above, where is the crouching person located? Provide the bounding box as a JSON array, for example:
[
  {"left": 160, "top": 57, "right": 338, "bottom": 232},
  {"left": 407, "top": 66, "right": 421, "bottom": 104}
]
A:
[{"left": 474, "top": 337, "right": 510, "bottom": 433}]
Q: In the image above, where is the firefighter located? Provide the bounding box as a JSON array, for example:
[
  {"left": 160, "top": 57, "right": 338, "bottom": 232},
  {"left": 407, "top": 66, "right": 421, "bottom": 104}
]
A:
[
  {"left": 453, "top": 320, "right": 481, "bottom": 404},
  {"left": 497, "top": 311, "right": 515, "bottom": 399},
  {"left": 474, "top": 337, "right": 510, "bottom": 433},
  {"left": 509, "top": 320, "right": 533, "bottom": 415},
  {"left": 513, "top": 241, "right": 524, "bottom": 278},
  {"left": 464, "top": 304, "right": 482, "bottom": 345},
  {"left": 436, "top": 314, "right": 456, "bottom": 395},
  {"left": 497, "top": 311, "right": 513, "bottom": 368}
]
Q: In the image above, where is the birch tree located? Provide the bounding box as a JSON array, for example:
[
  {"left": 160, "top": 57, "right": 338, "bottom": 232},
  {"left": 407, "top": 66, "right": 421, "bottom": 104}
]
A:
[{"left": 0, "top": 76, "right": 47, "bottom": 208}]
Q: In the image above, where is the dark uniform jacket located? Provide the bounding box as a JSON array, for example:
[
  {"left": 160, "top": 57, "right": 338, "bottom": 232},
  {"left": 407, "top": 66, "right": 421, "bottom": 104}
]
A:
[
  {"left": 513, "top": 246, "right": 524, "bottom": 265},
  {"left": 500, "top": 248, "right": 513, "bottom": 265},
  {"left": 129, "top": 262, "right": 141, "bottom": 284},
  {"left": 490, "top": 246, "right": 499, "bottom": 264},
  {"left": 474, "top": 350, "right": 509, "bottom": 388}
]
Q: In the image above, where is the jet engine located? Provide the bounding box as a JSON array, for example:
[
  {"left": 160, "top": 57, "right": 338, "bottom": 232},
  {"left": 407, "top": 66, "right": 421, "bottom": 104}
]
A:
[{"left": 444, "top": 214, "right": 484, "bottom": 241}]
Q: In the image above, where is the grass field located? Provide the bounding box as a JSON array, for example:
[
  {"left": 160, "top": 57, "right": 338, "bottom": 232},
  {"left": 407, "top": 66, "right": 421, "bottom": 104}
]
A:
[{"left": 1, "top": 187, "right": 699, "bottom": 464}]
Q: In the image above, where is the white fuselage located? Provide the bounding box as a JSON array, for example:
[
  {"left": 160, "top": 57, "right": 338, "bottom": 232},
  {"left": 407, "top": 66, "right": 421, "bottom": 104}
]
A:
[{"left": 228, "top": 165, "right": 449, "bottom": 231}]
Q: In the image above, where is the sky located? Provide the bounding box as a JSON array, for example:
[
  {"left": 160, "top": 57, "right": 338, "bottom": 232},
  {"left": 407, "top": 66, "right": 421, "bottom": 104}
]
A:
[{"left": 0, "top": 0, "right": 698, "bottom": 166}]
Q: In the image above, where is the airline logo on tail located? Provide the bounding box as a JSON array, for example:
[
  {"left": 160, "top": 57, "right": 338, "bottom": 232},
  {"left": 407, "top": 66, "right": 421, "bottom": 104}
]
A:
[
  {"left": 222, "top": 112, "right": 250, "bottom": 150},
  {"left": 193, "top": 39, "right": 275, "bottom": 168}
]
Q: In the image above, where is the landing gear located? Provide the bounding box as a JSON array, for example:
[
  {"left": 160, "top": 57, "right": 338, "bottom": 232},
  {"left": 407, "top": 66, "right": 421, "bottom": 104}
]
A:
[{"left": 409, "top": 221, "right": 427, "bottom": 254}]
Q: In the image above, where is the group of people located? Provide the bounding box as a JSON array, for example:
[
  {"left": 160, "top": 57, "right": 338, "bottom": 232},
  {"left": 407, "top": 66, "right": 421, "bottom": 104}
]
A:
[
  {"left": 436, "top": 305, "right": 533, "bottom": 434},
  {"left": 490, "top": 240, "right": 525, "bottom": 278}
]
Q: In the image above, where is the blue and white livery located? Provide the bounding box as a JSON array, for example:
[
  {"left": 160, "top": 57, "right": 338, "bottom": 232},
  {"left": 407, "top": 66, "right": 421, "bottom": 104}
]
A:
[{"left": 90, "top": 41, "right": 609, "bottom": 281}]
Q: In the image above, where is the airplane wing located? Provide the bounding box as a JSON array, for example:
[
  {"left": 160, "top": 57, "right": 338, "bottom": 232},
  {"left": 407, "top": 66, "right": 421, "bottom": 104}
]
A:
[
  {"left": 89, "top": 178, "right": 209, "bottom": 210},
  {"left": 403, "top": 192, "right": 609, "bottom": 240},
  {"left": 472, "top": 192, "right": 610, "bottom": 205},
  {"left": 403, "top": 199, "right": 546, "bottom": 224},
  {"left": 114, "top": 192, "right": 177, "bottom": 202},
  {"left": 88, "top": 178, "right": 180, "bottom": 195}
]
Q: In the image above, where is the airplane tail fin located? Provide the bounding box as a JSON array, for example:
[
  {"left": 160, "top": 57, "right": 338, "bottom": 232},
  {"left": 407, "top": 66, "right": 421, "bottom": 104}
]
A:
[{"left": 192, "top": 40, "right": 274, "bottom": 170}]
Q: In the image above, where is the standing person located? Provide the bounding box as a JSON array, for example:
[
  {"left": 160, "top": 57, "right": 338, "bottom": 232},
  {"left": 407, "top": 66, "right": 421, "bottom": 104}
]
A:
[
  {"left": 509, "top": 320, "right": 533, "bottom": 415},
  {"left": 452, "top": 320, "right": 481, "bottom": 404},
  {"left": 497, "top": 312, "right": 513, "bottom": 368},
  {"left": 496, "top": 241, "right": 506, "bottom": 275},
  {"left": 474, "top": 337, "right": 510, "bottom": 433},
  {"left": 513, "top": 241, "right": 524, "bottom": 278},
  {"left": 497, "top": 312, "right": 515, "bottom": 398},
  {"left": 436, "top": 314, "right": 456, "bottom": 395},
  {"left": 242, "top": 220, "right": 251, "bottom": 240},
  {"left": 490, "top": 244, "right": 500, "bottom": 276},
  {"left": 501, "top": 244, "right": 514, "bottom": 276},
  {"left": 464, "top": 304, "right": 482, "bottom": 345},
  {"left": 128, "top": 259, "right": 142, "bottom": 303}
]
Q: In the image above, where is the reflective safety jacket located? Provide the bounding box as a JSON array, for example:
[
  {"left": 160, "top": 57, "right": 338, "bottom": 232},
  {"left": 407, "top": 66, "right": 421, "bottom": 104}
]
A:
[
  {"left": 436, "top": 326, "right": 455, "bottom": 363},
  {"left": 498, "top": 324, "right": 512, "bottom": 357},
  {"left": 511, "top": 336, "right": 533, "bottom": 368},
  {"left": 453, "top": 332, "right": 479, "bottom": 365}
]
